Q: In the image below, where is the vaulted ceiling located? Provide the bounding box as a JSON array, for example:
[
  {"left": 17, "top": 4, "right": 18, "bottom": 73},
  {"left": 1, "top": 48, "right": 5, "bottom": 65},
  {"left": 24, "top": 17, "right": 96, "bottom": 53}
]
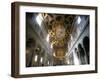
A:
[{"left": 41, "top": 13, "right": 75, "bottom": 60}]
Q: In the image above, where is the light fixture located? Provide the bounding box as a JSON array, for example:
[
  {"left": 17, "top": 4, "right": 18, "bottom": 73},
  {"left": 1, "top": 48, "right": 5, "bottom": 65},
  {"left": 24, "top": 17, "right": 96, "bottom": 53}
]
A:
[
  {"left": 67, "top": 60, "right": 70, "bottom": 64},
  {"left": 34, "top": 55, "right": 38, "bottom": 62},
  {"left": 73, "top": 52, "right": 79, "bottom": 65},
  {"left": 53, "top": 52, "right": 56, "bottom": 56},
  {"left": 40, "top": 57, "right": 43, "bottom": 63},
  {"left": 50, "top": 43, "right": 53, "bottom": 49},
  {"left": 36, "top": 14, "right": 43, "bottom": 26},
  {"left": 48, "top": 61, "right": 49, "bottom": 65},
  {"left": 77, "top": 16, "right": 81, "bottom": 24},
  {"left": 46, "top": 34, "right": 49, "bottom": 42}
]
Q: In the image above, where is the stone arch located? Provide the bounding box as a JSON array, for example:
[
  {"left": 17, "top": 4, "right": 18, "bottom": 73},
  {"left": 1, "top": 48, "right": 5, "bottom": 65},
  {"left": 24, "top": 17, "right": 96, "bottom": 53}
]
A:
[{"left": 83, "top": 36, "right": 89, "bottom": 64}]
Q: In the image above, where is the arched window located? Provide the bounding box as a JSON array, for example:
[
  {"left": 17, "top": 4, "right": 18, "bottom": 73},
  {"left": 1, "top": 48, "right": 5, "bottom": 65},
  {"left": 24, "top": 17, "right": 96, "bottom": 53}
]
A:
[
  {"left": 26, "top": 38, "right": 36, "bottom": 67},
  {"left": 83, "top": 36, "right": 89, "bottom": 64},
  {"left": 78, "top": 44, "right": 86, "bottom": 64}
]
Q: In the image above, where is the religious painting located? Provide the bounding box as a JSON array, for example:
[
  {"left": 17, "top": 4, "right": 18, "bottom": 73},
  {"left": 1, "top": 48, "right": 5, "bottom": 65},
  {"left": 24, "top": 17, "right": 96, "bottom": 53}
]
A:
[{"left": 11, "top": 2, "right": 97, "bottom": 78}]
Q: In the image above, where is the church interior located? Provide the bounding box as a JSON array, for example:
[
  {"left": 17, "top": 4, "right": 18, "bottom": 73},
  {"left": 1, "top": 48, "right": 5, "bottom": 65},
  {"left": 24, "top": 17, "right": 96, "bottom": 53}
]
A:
[{"left": 26, "top": 12, "right": 89, "bottom": 67}]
